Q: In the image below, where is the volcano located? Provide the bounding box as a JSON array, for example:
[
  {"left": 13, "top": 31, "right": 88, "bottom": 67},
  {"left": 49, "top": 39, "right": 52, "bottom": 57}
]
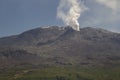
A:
[{"left": 0, "top": 26, "right": 120, "bottom": 68}]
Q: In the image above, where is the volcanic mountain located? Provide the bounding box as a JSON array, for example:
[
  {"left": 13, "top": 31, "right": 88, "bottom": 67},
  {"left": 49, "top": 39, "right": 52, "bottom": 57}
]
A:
[{"left": 0, "top": 26, "right": 120, "bottom": 68}]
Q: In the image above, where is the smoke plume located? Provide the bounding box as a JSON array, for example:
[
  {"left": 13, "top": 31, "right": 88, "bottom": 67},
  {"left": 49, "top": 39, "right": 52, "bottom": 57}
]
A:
[{"left": 57, "top": 0, "right": 86, "bottom": 31}]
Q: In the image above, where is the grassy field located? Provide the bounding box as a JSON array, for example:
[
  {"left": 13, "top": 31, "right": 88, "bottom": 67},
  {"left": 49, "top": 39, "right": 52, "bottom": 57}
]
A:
[{"left": 0, "top": 66, "right": 120, "bottom": 80}]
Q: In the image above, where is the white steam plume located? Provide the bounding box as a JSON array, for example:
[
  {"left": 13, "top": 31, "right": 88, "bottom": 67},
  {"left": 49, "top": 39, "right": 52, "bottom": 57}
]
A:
[
  {"left": 95, "top": 0, "right": 117, "bottom": 11},
  {"left": 57, "top": 0, "right": 87, "bottom": 31}
]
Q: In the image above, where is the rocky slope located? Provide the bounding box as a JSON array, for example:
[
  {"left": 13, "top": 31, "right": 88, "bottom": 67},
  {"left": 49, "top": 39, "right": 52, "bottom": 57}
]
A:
[{"left": 0, "top": 26, "right": 120, "bottom": 68}]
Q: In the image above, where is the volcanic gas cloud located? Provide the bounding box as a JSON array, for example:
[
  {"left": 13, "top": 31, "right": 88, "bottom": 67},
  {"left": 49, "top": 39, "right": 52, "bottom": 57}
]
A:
[
  {"left": 57, "top": 0, "right": 87, "bottom": 31},
  {"left": 57, "top": 0, "right": 118, "bottom": 31}
]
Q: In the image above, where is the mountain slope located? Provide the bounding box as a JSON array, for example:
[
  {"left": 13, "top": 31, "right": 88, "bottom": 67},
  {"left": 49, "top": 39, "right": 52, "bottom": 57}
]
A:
[{"left": 0, "top": 26, "right": 120, "bottom": 68}]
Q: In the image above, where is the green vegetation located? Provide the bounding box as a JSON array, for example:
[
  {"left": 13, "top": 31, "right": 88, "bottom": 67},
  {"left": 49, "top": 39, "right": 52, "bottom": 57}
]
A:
[{"left": 0, "top": 66, "right": 120, "bottom": 80}]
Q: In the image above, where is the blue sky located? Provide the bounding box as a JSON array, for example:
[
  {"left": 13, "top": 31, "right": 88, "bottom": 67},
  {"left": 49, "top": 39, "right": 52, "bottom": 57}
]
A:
[
  {"left": 0, "top": 0, "right": 60, "bottom": 37},
  {"left": 0, "top": 0, "right": 120, "bottom": 37}
]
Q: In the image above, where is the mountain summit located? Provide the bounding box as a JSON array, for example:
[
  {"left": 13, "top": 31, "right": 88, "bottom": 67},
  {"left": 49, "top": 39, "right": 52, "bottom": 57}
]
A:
[{"left": 0, "top": 26, "right": 120, "bottom": 68}]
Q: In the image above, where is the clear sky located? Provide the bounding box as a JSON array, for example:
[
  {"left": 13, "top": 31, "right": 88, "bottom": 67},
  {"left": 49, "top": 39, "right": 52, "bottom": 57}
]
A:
[{"left": 0, "top": 0, "right": 120, "bottom": 37}]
